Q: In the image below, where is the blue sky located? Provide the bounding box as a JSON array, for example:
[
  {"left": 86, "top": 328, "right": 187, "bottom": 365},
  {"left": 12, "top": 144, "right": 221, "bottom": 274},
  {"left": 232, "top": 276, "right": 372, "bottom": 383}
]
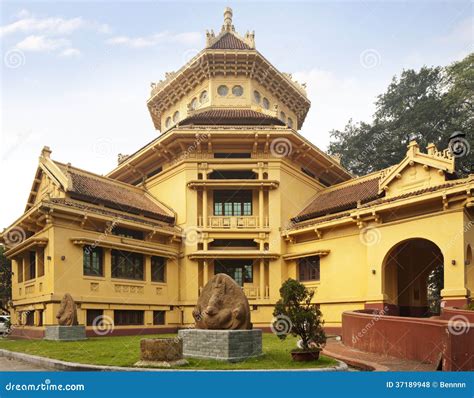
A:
[{"left": 1, "top": 0, "right": 472, "bottom": 227}]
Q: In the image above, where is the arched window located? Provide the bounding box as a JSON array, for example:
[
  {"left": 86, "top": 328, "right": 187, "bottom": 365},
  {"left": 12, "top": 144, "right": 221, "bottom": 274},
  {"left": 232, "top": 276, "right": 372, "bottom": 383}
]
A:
[
  {"left": 190, "top": 97, "right": 198, "bottom": 110},
  {"left": 173, "top": 111, "right": 180, "bottom": 123},
  {"left": 199, "top": 90, "right": 208, "bottom": 104},
  {"left": 262, "top": 97, "right": 270, "bottom": 109},
  {"left": 253, "top": 90, "right": 261, "bottom": 104}
]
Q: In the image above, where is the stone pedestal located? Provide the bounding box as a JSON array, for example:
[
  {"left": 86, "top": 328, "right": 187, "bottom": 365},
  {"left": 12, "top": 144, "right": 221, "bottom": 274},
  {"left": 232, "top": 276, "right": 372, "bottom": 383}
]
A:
[
  {"left": 134, "top": 338, "right": 187, "bottom": 368},
  {"left": 44, "top": 325, "right": 86, "bottom": 341},
  {"left": 178, "top": 329, "right": 262, "bottom": 362}
]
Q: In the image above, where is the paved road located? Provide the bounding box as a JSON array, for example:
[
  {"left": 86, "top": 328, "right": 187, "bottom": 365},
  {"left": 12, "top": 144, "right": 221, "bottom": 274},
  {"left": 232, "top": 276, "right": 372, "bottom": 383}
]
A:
[{"left": 0, "top": 357, "right": 56, "bottom": 371}]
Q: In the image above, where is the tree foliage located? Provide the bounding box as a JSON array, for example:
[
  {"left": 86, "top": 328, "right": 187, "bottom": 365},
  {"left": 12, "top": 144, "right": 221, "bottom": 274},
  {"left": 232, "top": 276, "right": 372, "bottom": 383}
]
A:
[
  {"left": 328, "top": 53, "right": 474, "bottom": 176},
  {"left": 0, "top": 246, "right": 12, "bottom": 313},
  {"left": 273, "top": 279, "right": 326, "bottom": 351}
]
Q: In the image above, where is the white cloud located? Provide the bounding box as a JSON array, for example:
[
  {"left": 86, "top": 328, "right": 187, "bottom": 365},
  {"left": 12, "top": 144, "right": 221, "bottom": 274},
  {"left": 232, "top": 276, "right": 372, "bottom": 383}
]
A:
[
  {"left": 59, "top": 48, "right": 81, "bottom": 57},
  {"left": 1, "top": 10, "right": 111, "bottom": 58},
  {"left": 106, "top": 31, "right": 201, "bottom": 48},
  {"left": 0, "top": 10, "right": 111, "bottom": 38},
  {"left": 1, "top": 16, "right": 85, "bottom": 38},
  {"left": 15, "top": 35, "right": 70, "bottom": 52}
]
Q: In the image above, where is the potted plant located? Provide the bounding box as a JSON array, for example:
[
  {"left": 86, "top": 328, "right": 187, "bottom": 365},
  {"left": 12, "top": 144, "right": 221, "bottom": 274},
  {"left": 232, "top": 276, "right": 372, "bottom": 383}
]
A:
[{"left": 273, "top": 278, "right": 326, "bottom": 361}]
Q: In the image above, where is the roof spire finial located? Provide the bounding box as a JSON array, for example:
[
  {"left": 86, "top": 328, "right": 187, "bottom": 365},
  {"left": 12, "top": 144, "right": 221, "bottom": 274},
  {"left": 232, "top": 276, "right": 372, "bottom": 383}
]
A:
[{"left": 222, "top": 7, "right": 234, "bottom": 32}]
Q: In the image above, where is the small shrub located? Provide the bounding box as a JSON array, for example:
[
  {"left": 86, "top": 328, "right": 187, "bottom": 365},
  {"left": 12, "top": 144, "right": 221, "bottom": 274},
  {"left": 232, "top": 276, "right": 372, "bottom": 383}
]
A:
[{"left": 273, "top": 279, "right": 326, "bottom": 351}]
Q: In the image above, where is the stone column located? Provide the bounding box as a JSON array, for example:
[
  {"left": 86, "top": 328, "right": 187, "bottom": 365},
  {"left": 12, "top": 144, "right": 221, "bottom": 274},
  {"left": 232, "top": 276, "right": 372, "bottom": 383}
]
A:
[
  {"left": 202, "top": 189, "right": 208, "bottom": 228},
  {"left": 203, "top": 260, "right": 209, "bottom": 286},
  {"left": 104, "top": 249, "right": 112, "bottom": 279},
  {"left": 258, "top": 187, "right": 264, "bottom": 227},
  {"left": 145, "top": 255, "right": 151, "bottom": 282},
  {"left": 259, "top": 259, "right": 265, "bottom": 299}
]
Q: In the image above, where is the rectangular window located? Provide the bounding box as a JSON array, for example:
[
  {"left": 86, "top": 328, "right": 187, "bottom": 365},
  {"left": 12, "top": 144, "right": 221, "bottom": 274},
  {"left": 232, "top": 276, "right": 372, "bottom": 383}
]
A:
[
  {"left": 86, "top": 309, "right": 104, "bottom": 326},
  {"left": 214, "top": 202, "right": 223, "bottom": 216},
  {"left": 114, "top": 310, "right": 144, "bottom": 326},
  {"left": 37, "top": 248, "right": 45, "bottom": 277},
  {"left": 111, "top": 250, "right": 144, "bottom": 280},
  {"left": 83, "top": 246, "right": 103, "bottom": 277},
  {"left": 213, "top": 190, "right": 252, "bottom": 216},
  {"left": 298, "top": 256, "right": 320, "bottom": 282},
  {"left": 214, "top": 260, "right": 253, "bottom": 286},
  {"left": 112, "top": 227, "right": 144, "bottom": 240},
  {"left": 214, "top": 153, "right": 251, "bottom": 159},
  {"left": 25, "top": 311, "right": 34, "bottom": 326},
  {"left": 17, "top": 258, "right": 23, "bottom": 283},
  {"left": 153, "top": 311, "right": 165, "bottom": 325},
  {"left": 28, "top": 251, "right": 36, "bottom": 280},
  {"left": 209, "top": 170, "right": 256, "bottom": 179},
  {"left": 151, "top": 256, "right": 166, "bottom": 282}
]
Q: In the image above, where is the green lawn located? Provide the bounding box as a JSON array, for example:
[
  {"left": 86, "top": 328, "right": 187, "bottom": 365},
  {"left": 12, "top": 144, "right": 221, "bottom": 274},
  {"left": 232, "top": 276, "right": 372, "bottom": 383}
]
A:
[{"left": 0, "top": 333, "right": 337, "bottom": 370}]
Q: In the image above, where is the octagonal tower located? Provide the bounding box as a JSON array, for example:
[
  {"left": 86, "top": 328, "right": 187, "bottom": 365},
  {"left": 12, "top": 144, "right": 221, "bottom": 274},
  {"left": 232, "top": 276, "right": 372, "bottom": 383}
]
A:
[{"left": 147, "top": 7, "right": 310, "bottom": 133}]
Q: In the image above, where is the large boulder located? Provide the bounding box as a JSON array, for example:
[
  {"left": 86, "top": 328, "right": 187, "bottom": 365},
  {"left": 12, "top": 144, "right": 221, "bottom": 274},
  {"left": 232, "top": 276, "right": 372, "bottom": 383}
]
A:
[{"left": 192, "top": 273, "right": 251, "bottom": 330}]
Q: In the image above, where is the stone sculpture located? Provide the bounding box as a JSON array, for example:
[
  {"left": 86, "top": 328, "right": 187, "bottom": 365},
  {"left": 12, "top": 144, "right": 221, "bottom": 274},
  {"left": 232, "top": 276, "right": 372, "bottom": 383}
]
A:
[
  {"left": 56, "top": 293, "right": 78, "bottom": 326},
  {"left": 192, "top": 273, "right": 251, "bottom": 330}
]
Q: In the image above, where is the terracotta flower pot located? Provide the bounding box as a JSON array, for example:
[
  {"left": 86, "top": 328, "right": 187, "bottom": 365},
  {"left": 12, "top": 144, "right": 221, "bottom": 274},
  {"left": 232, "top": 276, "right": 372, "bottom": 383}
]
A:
[{"left": 291, "top": 349, "right": 321, "bottom": 361}]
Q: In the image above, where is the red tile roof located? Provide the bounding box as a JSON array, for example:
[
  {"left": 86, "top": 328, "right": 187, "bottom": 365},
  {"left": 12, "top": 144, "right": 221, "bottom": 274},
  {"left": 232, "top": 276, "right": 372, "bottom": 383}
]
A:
[
  {"left": 179, "top": 109, "right": 285, "bottom": 127},
  {"left": 293, "top": 177, "right": 381, "bottom": 222},
  {"left": 45, "top": 198, "right": 177, "bottom": 230},
  {"left": 54, "top": 162, "right": 174, "bottom": 223},
  {"left": 209, "top": 33, "right": 251, "bottom": 50},
  {"left": 291, "top": 178, "right": 466, "bottom": 226}
]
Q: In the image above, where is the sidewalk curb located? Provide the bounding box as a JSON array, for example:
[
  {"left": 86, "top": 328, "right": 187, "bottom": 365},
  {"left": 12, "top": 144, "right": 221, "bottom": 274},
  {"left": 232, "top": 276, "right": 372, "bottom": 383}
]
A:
[
  {"left": 322, "top": 348, "right": 388, "bottom": 371},
  {"left": 0, "top": 349, "right": 348, "bottom": 372}
]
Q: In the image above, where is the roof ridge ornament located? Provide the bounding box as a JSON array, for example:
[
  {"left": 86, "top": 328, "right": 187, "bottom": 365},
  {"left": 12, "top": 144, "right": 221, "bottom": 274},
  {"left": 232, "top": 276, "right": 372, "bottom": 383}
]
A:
[{"left": 222, "top": 7, "right": 235, "bottom": 32}]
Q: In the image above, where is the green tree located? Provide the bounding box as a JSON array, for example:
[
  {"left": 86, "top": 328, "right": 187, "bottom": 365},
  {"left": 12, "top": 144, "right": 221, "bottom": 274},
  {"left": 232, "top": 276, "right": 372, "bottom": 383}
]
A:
[
  {"left": 0, "top": 246, "right": 12, "bottom": 313},
  {"left": 328, "top": 53, "right": 474, "bottom": 176},
  {"left": 273, "top": 279, "right": 326, "bottom": 351}
]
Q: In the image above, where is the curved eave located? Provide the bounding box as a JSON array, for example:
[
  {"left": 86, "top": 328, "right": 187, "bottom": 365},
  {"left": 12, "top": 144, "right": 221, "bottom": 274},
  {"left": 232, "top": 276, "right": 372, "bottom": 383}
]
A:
[{"left": 147, "top": 49, "right": 310, "bottom": 131}]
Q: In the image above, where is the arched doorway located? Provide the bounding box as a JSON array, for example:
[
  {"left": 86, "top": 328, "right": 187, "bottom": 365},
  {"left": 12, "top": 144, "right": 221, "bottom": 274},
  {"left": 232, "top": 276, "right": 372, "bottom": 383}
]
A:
[{"left": 383, "top": 238, "right": 444, "bottom": 317}]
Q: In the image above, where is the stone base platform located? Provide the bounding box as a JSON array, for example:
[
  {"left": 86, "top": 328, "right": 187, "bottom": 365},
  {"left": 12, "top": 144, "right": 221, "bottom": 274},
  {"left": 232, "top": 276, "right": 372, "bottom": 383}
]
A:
[
  {"left": 178, "top": 329, "right": 262, "bottom": 362},
  {"left": 44, "top": 325, "right": 86, "bottom": 341}
]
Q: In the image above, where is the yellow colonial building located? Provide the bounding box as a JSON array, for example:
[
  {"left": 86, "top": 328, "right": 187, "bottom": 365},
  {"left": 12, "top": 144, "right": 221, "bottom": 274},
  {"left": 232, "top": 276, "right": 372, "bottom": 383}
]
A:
[{"left": 2, "top": 8, "right": 473, "bottom": 338}]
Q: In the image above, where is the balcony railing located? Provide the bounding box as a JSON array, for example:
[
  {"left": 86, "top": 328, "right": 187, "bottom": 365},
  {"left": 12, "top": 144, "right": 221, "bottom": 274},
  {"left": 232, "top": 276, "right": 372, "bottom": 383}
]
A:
[{"left": 198, "top": 216, "right": 269, "bottom": 229}]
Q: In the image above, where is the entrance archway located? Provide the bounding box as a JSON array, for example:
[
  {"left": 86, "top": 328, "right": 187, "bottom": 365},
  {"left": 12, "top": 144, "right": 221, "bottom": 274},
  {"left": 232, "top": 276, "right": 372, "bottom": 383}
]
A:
[{"left": 383, "top": 238, "right": 444, "bottom": 317}]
